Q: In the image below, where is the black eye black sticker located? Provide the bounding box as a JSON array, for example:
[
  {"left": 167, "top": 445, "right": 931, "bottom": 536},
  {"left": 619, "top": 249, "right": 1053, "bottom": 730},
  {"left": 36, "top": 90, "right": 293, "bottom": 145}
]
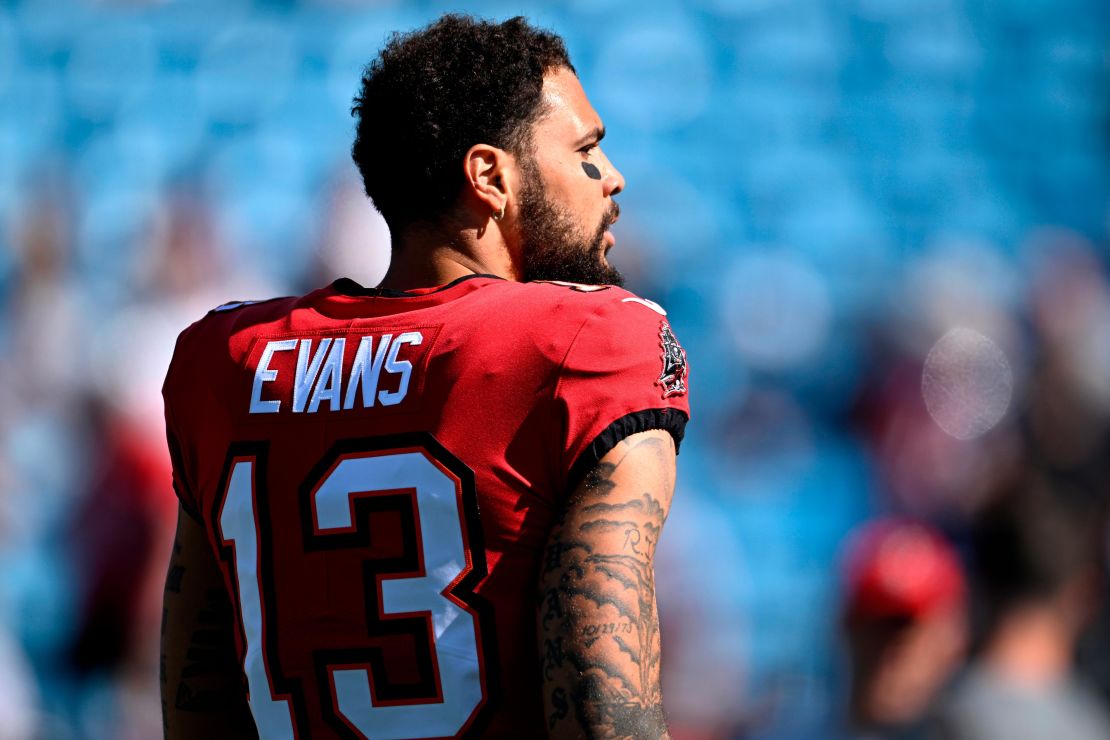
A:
[{"left": 581, "top": 162, "right": 602, "bottom": 180}]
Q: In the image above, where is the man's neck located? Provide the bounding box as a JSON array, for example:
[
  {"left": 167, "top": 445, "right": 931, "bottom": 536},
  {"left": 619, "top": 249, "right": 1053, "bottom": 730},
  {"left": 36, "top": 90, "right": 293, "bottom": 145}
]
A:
[{"left": 377, "top": 218, "right": 520, "bottom": 291}]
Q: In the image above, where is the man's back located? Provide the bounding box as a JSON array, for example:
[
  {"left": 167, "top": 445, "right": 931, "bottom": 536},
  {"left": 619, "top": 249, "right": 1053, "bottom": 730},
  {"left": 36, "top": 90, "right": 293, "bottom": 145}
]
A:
[{"left": 162, "top": 275, "right": 690, "bottom": 738}]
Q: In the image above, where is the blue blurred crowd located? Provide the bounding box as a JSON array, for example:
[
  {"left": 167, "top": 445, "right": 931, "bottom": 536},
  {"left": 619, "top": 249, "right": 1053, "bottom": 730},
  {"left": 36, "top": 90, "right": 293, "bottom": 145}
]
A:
[{"left": 1, "top": 0, "right": 1109, "bottom": 738}]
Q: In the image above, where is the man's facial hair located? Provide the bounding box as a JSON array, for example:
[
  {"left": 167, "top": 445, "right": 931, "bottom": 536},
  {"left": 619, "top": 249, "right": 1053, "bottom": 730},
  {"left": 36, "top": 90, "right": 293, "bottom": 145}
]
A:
[{"left": 517, "top": 157, "right": 624, "bottom": 287}]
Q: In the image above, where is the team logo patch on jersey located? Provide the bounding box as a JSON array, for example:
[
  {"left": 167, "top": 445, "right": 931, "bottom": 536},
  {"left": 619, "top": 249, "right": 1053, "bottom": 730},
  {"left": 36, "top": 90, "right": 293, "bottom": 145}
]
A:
[{"left": 657, "top": 321, "right": 688, "bottom": 398}]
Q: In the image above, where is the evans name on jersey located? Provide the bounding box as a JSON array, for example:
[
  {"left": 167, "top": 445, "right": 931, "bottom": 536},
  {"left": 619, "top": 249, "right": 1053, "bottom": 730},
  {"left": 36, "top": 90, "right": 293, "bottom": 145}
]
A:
[{"left": 250, "top": 331, "right": 423, "bottom": 414}]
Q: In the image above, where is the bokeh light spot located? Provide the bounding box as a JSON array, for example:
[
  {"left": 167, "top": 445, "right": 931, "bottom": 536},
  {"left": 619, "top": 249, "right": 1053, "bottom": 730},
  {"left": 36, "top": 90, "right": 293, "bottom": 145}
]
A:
[{"left": 922, "top": 327, "right": 1013, "bottom": 440}]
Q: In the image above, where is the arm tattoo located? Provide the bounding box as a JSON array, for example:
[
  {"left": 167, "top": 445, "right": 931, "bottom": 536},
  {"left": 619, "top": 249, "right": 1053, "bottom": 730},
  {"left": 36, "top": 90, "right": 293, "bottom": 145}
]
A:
[
  {"left": 540, "top": 435, "right": 674, "bottom": 739},
  {"left": 162, "top": 524, "right": 256, "bottom": 737},
  {"left": 161, "top": 540, "right": 183, "bottom": 709},
  {"left": 173, "top": 588, "right": 245, "bottom": 712}
]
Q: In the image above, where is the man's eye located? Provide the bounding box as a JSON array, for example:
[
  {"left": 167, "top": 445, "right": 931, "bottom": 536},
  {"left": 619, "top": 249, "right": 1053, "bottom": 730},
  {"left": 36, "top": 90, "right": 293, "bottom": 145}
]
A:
[{"left": 579, "top": 144, "right": 597, "bottom": 155}]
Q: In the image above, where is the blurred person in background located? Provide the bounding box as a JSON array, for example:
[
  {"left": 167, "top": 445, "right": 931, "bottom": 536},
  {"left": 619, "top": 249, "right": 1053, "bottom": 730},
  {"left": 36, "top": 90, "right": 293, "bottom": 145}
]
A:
[
  {"left": 839, "top": 518, "right": 967, "bottom": 740},
  {"left": 928, "top": 471, "right": 1110, "bottom": 740},
  {"left": 0, "top": 616, "right": 37, "bottom": 740}
]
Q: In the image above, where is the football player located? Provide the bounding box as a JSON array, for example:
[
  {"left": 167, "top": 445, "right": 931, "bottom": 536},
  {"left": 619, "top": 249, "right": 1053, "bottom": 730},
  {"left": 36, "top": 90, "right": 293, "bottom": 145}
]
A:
[{"left": 161, "top": 14, "right": 690, "bottom": 739}]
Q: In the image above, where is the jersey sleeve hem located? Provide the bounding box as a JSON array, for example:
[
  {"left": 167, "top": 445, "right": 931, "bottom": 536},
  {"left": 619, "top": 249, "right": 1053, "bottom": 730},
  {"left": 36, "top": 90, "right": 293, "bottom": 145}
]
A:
[
  {"left": 566, "top": 408, "right": 688, "bottom": 493},
  {"left": 165, "top": 420, "right": 204, "bottom": 523}
]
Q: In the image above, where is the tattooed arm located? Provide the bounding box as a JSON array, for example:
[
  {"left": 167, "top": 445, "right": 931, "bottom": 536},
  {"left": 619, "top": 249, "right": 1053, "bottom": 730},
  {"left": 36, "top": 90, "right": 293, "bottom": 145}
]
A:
[
  {"left": 539, "top": 429, "right": 677, "bottom": 739},
  {"left": 161, "top": 504, "right": 257, "bottom": 739}
]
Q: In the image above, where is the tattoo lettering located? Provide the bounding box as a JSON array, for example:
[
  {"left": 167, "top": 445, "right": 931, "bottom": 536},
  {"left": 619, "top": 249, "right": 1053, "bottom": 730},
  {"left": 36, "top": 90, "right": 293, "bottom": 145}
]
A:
[
  {"left": 543, "top": 636, "right": 565, "bottom": 680},
  {"left": 624, "top": 526, "right": 641, "bottom": 554},
  {"left": 549, "top": 687, "right": 570, "bottom": 729},
  {"left": 542, "top": 587, "right": 565, "bottom": 632},
  {"left": 581, "top": 621, "right": 634, "bottom": 637}
]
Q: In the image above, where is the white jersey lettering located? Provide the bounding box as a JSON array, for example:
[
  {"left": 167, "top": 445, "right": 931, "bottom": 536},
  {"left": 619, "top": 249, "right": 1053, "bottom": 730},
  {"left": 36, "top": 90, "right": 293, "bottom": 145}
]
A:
[
  {"left": 250, "top": 339, "right": 298, "bottom": 414},
  {"left": 249, "top": 332, "right": 424, "bottom": 414},
  {"left": 308, "top": 338, "right": 346, "bottom": 413},
  {"left": 344, "top": 334, "right": 393, "bottom": 410},
  {"left": 379, "top": 332, "right": 423, "bottom": 407}
]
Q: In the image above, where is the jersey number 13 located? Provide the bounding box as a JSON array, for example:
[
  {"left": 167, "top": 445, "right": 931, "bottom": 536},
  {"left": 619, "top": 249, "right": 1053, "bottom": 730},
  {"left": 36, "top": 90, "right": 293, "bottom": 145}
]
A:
[{"left": 215, "top": 435, "right": 493, "bottom": 739}]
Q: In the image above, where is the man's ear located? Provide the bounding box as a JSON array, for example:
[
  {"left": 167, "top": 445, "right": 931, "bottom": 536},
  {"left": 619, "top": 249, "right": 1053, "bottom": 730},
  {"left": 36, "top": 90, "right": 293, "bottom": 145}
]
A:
[{"left": 464, "top": 144, "right": 515, "bottom": 220}]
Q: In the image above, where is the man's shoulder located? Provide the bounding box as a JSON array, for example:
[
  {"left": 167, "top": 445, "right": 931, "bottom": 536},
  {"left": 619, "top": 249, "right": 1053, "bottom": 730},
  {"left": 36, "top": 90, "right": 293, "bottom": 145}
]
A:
[
  {"left": 474, "top": 282, "right": 679, "bottom": 369},
  {"left": 181, "top": 293, "right": 298, "bottom": 346},
  {"left": 165, "top": 293, "right": 304, "bottom": 389}
]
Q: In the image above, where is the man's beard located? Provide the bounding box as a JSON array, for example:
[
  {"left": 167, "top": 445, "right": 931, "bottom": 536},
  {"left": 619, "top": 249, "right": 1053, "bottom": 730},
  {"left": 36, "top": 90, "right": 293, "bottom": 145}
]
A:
[{"left": 517, "top": 161, "right": 625, "bottom": 287}]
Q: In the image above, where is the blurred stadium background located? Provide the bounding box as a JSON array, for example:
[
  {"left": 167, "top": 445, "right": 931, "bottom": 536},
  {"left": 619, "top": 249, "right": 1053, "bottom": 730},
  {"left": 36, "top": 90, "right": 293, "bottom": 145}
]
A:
[{"left": 2, "top": 0, "right": 1109, "bottom": 738}]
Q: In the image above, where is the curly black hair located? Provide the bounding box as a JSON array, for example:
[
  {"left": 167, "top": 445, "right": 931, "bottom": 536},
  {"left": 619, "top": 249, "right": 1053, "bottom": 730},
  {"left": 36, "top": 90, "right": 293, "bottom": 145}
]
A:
[{"left": 351, "top": 15, "right": 574, "bottom": 233}]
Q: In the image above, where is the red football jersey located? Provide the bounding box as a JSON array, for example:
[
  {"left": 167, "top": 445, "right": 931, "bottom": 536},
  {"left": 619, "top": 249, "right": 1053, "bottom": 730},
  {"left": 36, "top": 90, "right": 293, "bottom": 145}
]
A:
[{"left": 162, "top": 274, "right": 691, "bottom": 739}]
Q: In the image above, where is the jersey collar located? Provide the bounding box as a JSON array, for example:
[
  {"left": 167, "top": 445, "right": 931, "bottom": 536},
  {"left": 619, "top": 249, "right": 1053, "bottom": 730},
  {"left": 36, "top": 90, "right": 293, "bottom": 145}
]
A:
[
  {"left": 331, "top": 273, "right": 505, "bottom": 298},
  {"left": 308, "top": 273, "right": 506, "bottom": 320}
]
